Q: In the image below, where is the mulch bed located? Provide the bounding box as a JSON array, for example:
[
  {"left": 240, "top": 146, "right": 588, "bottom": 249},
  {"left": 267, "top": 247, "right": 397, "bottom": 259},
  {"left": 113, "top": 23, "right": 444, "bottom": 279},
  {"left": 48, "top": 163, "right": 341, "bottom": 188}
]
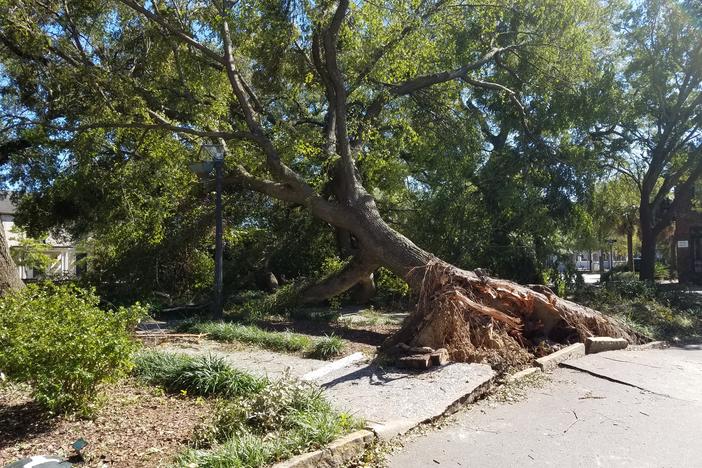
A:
[{"left": 0, "top": 381, "right": 212, "bottom": 467}]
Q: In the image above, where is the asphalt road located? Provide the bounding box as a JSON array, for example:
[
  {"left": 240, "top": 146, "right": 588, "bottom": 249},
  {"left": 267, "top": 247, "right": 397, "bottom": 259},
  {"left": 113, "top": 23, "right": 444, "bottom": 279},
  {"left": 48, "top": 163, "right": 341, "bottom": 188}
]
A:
[{"left": 388, "top": 347, "right": 702, "bottom": 468}]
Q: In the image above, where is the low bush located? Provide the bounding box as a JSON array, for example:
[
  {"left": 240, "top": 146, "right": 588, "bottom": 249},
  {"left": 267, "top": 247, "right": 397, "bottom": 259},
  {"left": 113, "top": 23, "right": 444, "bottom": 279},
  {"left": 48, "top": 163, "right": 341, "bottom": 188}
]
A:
[
  {"left": 307, "top": 335, "right": 344, "bottom": 360},
  {"left": 603, "top": 273, "right": 656, "bottom": 300},
  {"left": 0, "top": 283, "right": 145, "bottom": 415},
  {"left": 234, "top": 283, "right": 302, "bottom": 322},
  {"left": 133, "top": 351, "right": 266, "bottom": 397},
  {"left": 179, "top": 375, "right": 359, "bottom": 467},
  {"left": 574, "top": 282, "right": 702, "bottom": 342}
]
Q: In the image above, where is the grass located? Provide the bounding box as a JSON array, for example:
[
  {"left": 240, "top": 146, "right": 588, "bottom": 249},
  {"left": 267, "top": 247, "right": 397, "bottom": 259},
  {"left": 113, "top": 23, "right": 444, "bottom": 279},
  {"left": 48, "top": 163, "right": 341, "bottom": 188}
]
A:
[
  {"left": 179, "top": 321, "right": 346, "bottom": 360},
  {"left": 132, "top": 350, "right": 266, "bottom": 398},
  {"left": 337, "top": 307, "right": 404, "bottom": 326},
  {"left": 132, "top": 350, "right": 359, "bottom": 467}
]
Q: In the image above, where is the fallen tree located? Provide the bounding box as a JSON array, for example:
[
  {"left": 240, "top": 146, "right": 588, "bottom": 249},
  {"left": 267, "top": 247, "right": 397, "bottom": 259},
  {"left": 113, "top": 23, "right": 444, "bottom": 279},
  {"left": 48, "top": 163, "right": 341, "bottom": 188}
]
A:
[{"left": 0, "top": 0, "right": 643, "bottom": 364}]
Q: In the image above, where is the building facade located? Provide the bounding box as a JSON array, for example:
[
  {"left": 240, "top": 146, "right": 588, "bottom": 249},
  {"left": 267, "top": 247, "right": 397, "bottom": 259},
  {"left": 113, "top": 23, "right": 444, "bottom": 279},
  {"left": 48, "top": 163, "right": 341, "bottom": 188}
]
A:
[
  {"left": 674, "top": 194, "right": 702, "bottom": 284},
  {"left": 0, "top": 197, "right": 79, "bottom": 280}
]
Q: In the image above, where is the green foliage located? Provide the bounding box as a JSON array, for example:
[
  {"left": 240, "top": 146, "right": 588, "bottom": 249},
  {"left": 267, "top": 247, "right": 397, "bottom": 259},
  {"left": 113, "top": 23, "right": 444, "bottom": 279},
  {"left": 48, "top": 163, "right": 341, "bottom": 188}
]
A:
[
  {"left": 9, "top": 234, "right": 54, "bottom": 276},
  {"left": 307, "top": 335, "right": 344, "bottom": 360},
  {"left": 374, "top": 267, "right": 410, "bottom": 302},
  {"left": 0, "top": 0, "right": 627, "bottom": 301},
  {"left": 179, "top": 321, "right": 346, "bottom": 360},
  {"left": 179, "top": 376, "right": 359, "bottom": 467},
  {"left": 132, "top": 351, "right": 266, "bottom": 398},
  {"left": 0, "top": 283, "right": 145, "bottom": 415},
  {"left": 603, "top": 274, "right": 656, "bottom": 300},
  {"left": 183, "top": 322, "right": 313, "bottom": 353},
  {"left": 574, "top": 282, "right": 702, "bottom": 342},
  {"left": 655, "top": 262, "right": 672, "bottom": 280},
  {"left": 235, "top": 283, "right": 303, "bottom": 321}
]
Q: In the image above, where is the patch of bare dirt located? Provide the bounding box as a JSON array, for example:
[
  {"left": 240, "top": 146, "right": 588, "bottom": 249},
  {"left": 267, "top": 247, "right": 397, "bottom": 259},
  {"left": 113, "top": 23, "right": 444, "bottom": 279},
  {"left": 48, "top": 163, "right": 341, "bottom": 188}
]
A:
[{"left": 0, "top": 380, "right": 211, "bottom": 467}]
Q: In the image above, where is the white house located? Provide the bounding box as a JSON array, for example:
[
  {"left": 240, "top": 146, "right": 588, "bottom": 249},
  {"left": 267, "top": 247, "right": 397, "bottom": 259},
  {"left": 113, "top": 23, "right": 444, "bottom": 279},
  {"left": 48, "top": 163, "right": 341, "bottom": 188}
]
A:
[{"left": 0, "top": 196, "right": 79, "bottom": 280}]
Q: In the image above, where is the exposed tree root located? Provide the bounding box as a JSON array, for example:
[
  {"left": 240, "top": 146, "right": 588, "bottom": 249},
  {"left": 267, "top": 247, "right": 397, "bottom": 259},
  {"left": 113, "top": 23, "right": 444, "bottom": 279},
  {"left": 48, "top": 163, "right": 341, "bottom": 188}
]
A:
[{"left": 384, "top": 259, "right": 646, "bottom": 369}]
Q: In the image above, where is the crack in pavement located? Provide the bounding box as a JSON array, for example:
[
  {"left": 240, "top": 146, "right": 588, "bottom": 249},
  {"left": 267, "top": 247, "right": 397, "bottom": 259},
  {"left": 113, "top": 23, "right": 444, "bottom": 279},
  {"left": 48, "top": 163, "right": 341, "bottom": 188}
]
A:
[{"left": 559, "top": 362, "right": 684, "bottom": 401}]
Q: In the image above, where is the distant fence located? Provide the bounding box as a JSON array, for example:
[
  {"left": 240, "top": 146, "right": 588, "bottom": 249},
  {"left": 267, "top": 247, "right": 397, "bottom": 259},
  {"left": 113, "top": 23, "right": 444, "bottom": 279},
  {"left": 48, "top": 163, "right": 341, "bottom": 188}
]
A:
[{"left": 575, "top": 260, "right": 627, "bottom": 272}]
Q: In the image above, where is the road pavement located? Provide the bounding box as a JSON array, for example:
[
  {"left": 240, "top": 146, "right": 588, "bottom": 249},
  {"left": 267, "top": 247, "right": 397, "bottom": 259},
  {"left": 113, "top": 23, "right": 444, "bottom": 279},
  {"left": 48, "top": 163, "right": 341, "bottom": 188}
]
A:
[{"left": 388, "top": 346, "right": 702, "bottom": 468}]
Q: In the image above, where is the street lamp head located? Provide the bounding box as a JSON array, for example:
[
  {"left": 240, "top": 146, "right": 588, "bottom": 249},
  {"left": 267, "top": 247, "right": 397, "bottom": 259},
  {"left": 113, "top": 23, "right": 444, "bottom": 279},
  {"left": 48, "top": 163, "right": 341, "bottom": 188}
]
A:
[
  {"left": 201, "top": 143, "right": 225, "bottom": 161},
  {"left": 188, "top": 161, "right": 214, "bottom": 177}
]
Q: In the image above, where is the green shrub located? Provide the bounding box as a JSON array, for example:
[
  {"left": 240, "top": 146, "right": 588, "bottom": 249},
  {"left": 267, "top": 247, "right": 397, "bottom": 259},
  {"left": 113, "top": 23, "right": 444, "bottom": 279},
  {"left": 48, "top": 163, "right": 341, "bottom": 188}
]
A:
[
  {"left": 235, "top": 283, "right": 302, "bottom": 321},
  {"left": 603, "top": 273, "right": 656, "bottom": 300},
  {"left": 307, "top": 335, "right": 344, "bottom": 360},
  {"left": 375, "top": 267, "right": 410, "bottom": 302},
  {"left": 181, "top": 376, "right": 359, "bottom": 467},
  {"left": 655, "top": 262, "right": 671, "bottom": 280},
  {"left": 133, "top": 351, "right": 266, "bottom": 397},
  {"left": 0, "top": 283, "right": 145, "bottom": 415}
]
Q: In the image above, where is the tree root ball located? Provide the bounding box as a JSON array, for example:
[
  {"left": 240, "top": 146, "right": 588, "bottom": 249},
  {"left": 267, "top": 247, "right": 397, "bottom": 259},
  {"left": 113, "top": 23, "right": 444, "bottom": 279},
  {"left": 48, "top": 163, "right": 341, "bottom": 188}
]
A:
[{"left": 383, "top": 260, "right": 646, "bottom": 369}]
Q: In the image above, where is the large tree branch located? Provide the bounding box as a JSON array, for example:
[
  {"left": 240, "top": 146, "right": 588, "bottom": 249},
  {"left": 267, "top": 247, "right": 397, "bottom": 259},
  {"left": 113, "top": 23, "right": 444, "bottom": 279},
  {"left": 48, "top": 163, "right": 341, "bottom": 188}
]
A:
[
  {"left": 319, "top": 0, "right": 357, "bottom": 201},
  {"left": 389, "top": 44, "right": 522, "bottom": 96},
  {"left": 219, "top": 142, "right": 357, "bottom": 232},
  {"left": 362, "top": 44, "right": 522, "bottom": 126}
]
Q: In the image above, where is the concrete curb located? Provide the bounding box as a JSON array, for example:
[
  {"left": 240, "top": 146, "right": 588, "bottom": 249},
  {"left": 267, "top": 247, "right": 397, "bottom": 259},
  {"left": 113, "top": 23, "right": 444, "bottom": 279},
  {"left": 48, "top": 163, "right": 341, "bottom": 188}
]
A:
[
  {"left": 535, "top": 343, "right": 585, "bottom": 371},
  {"left": 423, "top": 373, "right": 496, "bottom": 420},
  {"left": 270, "top": 430, "right": 375, "bottom": 468},
  {"left": 585, "top": 336, "right": 628, "bottom": 354},
  {"left": 300, "top": 352, "right": 366, "bottom": 381},
  {"left": 366, "top": 373, "right": 496, "bottom": 440}
]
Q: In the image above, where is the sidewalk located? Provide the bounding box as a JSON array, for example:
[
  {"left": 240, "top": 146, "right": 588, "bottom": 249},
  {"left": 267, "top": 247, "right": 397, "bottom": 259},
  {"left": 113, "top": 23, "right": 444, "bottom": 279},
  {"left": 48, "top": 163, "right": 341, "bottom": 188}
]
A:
[
  {"left": 160, "top": 340, "right": 495, "bottom": 439},
  {"left": 389, "top": 346, "right": 702, "bottom": 467}
]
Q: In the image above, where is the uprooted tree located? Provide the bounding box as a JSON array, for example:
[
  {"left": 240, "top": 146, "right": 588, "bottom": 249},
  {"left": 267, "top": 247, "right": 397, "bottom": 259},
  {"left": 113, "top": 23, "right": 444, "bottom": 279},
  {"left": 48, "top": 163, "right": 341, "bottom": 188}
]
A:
[{"left": 0, "top": 0, "right": 644, "bottom": 364}]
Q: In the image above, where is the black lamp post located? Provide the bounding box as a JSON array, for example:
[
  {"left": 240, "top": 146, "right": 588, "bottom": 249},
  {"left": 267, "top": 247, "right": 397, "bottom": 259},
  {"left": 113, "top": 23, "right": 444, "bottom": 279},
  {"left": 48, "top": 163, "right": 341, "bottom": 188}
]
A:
[
  {"left": 605, "top": 238, "right": 617, "bottom": 272},
  {"left": 189, "top": 143, "right": 225, "bottom": 319}
]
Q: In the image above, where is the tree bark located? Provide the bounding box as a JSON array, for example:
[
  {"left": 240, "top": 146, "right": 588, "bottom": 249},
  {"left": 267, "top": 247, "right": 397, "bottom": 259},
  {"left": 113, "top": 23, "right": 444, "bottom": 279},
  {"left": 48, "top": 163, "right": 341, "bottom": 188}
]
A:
[
  {"left": 639, "top": 204, "right": 657, "bottom": 281},
  {"left": 0, "top": 225, "right": 24, "bottom": 294},
  {"left": 627, "top": 229, "right": 634, "bottom": 272},
  {"left": 300, "top": 254, "right": 379, "bottom": 304},
  {"left": 335, "top": 228, "right": 376, "bottom": 303}
]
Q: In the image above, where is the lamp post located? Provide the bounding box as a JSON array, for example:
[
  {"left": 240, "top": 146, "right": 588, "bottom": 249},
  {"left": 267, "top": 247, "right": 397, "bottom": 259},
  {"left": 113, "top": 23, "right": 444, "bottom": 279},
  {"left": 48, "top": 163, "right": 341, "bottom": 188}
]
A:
[
  {"left": 189, "top": 143, "right": 225, "bottom": 319},
  {"left": 605, "top": 238, "right": 617, "bottom": 272}
]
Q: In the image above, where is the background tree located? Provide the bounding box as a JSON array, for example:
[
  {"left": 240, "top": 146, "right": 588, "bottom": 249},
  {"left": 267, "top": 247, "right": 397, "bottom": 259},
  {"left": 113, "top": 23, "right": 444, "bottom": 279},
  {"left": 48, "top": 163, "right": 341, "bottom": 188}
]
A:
[
  {"left": 592, "top": 0, "right": 702, "bottom": 281},
  {"left": 589, "top": 177, "right": 640, "bottom": 272}
]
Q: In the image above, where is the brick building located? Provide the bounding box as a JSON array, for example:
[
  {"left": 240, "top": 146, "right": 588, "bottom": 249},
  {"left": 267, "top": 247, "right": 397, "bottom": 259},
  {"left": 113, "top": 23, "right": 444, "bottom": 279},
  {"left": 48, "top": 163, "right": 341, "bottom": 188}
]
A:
[{"left": 674, "top": 189, "right": 702, "bottom": 285}]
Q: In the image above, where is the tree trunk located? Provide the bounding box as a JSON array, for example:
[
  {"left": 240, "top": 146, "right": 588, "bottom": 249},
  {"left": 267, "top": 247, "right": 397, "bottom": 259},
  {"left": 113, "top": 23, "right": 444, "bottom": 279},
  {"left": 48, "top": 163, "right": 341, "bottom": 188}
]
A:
[
  {"left": 335, "top": 228, "right": 376, "bottom": 304},
  {"left": 300, "top": 254, "right": 378, "bottom": 304},
  {"left": 305, "top": 200, "right": 644, "bottom": 366},
  {"left": 0, "top": 225, "right": 24, "bottom": 294},
  {"left": 639, "top": 205, "right": 657, "bottom": 281},
  {"left": 627, "top": 229, "right": 634, "bottom": 272}
]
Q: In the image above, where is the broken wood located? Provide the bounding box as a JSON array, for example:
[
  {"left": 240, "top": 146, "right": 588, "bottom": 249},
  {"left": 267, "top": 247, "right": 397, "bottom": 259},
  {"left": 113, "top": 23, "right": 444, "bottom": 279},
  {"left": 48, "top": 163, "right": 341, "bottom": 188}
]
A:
[
  {"left": 430, "top": 348, "right": 449, "bottom": 366},
  {"left": 396, "top": 354, "right": 432, "bottom": 369}
]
